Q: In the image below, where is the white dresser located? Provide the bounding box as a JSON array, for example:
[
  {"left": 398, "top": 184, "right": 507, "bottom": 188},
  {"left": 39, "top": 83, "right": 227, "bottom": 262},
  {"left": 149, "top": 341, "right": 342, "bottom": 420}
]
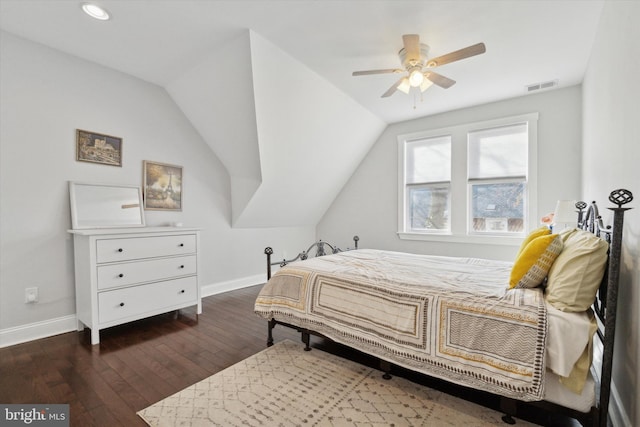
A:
[{"left": 68, "top": 227, "right": 201, "bottom": 345}]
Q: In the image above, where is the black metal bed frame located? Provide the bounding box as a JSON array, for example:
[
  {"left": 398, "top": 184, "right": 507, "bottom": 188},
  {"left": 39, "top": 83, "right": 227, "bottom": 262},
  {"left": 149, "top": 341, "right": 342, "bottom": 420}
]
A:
[{"left": 262, "top": 189, "right": 633, "bottom": 427}]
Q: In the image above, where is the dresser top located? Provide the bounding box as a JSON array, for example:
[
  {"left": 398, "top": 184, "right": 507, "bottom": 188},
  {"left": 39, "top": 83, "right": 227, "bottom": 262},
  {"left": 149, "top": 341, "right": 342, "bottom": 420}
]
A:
[{"left": 67, "top": 226, "right": 199, "bottom": 236}]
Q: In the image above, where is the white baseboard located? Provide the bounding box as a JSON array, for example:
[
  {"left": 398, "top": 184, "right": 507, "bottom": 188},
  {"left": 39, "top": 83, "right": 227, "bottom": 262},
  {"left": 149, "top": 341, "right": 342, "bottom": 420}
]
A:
[
  {"left": 0, "top": 274, "right": 266, "bottom": 349},
  {"left": 0, "top": 315, "right": 78, "bottom": 348},
  {"left": 609, "top": 381, "right": 631, "bottom": 427},
  {"left": 201, "top": 274, "right": 266, "bottom": 298}
]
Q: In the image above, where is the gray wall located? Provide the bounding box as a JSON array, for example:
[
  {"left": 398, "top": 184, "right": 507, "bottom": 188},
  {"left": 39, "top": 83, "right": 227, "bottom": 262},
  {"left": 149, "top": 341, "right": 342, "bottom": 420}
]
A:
[
  {"left": 0, "top": 32, "right": 314, "bottom": 337},
  {"left": 318, "top": 85, "right": 583, "bottom": 261},
  {"left": 582, "top": 2, "right": 640, "bottom": 425}
]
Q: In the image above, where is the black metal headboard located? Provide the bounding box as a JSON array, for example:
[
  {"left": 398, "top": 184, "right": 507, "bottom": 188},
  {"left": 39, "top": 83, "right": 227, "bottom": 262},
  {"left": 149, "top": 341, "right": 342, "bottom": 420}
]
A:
[
  {"left": 575, "top": 189, "right": 632, "bottom": 427},
  {"left": 575, "top": 189, "right": 633, "bottom": 330}
]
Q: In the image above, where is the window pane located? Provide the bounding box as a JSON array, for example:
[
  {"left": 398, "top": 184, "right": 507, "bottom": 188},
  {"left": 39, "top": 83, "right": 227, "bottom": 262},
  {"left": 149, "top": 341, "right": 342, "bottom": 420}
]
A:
[
  {"left": 471, "top": 182, "right": 524, "bottom": 233},
  {"left": 406, "top": 136, "right": 451, "bottom": 184},
  {"left": 468, "top": 124, "right": 527, "bottom": 179},
  {"left": 408, "top": 186, "right": 450, "bottom": 231}
]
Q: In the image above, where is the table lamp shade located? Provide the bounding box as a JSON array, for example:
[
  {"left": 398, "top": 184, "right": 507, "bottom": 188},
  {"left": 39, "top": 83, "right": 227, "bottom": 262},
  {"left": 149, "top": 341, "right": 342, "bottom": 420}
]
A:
[{"left": 553, "top": 200, "right": 577, "bottom": 230}]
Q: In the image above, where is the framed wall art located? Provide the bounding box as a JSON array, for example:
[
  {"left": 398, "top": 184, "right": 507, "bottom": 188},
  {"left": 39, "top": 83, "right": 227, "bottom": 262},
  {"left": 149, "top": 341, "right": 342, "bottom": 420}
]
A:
[
  {"left": 143, "top": 161, "right": 183, "bottom": 211},
  {"left": 76, "top": 129, "right": 122, "bottom": 166}
]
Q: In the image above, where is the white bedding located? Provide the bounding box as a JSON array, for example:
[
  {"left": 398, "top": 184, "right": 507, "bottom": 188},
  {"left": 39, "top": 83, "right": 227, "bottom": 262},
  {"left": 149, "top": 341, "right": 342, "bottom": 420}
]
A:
[
  {"left": 544, "top": 370, "right": 596, "bottom": 412},
  {"left": 545, "top": 304, "right": 595, "bottom": 377}
]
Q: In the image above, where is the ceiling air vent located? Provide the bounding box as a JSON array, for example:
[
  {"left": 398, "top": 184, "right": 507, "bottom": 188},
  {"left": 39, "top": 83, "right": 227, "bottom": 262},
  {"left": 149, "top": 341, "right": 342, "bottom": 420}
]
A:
[{"left": 526, "top": 79, "right": 558, "bottom": 93}]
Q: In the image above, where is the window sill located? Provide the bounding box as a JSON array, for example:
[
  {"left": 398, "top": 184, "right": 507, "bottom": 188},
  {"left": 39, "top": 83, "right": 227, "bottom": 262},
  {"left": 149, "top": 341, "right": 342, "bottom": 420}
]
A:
[{"left": 397, "top": 232, "right": 522, "bottom": 246}]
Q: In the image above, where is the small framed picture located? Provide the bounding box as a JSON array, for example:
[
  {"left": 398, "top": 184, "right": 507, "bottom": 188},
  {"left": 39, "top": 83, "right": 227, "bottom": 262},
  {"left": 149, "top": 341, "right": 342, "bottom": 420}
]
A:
[
  {"left": 76, "top": 129, "right": 122, "bottom": 166},
  {"left": 143, "top": 161, "right": 183, "bottom": 211}
]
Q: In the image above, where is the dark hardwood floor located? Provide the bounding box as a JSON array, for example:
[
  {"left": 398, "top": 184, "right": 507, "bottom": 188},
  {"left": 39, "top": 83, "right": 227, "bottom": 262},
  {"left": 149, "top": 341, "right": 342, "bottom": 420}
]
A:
[{"left": 0, "top": 285, "right": 583, "bottom": 426}]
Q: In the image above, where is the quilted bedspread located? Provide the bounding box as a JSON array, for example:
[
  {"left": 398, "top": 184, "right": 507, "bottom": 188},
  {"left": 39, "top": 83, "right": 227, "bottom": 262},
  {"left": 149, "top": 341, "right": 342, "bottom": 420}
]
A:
[{"left": 255, "top": 249, "right": 547, "bottom": 401}]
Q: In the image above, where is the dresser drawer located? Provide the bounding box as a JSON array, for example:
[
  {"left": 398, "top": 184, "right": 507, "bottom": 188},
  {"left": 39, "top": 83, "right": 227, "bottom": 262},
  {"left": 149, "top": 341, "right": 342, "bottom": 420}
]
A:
[
  {"left": 96, "top": 234, "right": 196, "bottom": 263},
  {"left": 97, "top": 255, "right": 196, "bottom": 290},
  {"left": 98, "top": 277, "right": 198, "bottom": 324}
]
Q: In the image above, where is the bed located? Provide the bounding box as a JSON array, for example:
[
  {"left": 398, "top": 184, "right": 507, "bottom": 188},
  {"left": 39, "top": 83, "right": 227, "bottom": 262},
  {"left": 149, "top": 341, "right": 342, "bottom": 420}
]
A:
[{"left": 254, "top": 189, "right": 633, "bottom": 426}]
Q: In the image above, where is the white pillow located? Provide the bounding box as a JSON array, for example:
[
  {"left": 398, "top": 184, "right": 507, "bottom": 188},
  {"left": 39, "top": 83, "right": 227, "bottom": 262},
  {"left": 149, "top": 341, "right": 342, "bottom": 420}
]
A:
[{"left": 545, "top": 229, "right": 608, "bottom": 312}]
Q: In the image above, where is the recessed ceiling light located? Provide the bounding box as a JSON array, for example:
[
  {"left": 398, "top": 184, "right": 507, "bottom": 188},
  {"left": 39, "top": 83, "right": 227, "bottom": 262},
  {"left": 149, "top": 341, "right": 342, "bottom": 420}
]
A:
[{"left": 81, "top": 3, "right": 110, "bottom": 21}]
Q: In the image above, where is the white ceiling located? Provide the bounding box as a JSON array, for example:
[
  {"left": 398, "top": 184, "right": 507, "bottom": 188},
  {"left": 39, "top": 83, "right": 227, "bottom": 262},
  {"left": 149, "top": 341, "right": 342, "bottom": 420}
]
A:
[{"left": 0, "top": 0, "right": 604, "bottom": 123}]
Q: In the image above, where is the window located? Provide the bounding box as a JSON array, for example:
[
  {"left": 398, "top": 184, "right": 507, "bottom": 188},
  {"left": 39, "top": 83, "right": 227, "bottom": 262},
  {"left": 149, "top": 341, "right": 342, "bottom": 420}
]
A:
[
  {"left": 468, "top": 123, "right": 528, "bottom": 235},
  {"left": 404, "top": 136, "right": 451, "bottom": 232},
  {"left": 398, "top": 113, "right": 538, "bottom": 244}
]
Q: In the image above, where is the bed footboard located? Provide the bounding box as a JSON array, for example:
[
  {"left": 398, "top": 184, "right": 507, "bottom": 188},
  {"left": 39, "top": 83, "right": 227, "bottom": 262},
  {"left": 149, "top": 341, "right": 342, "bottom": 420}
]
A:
[
  {"left": 264, "top": 236, "right": 359, "bottom": 350},
  {"left": 264, "top": 235, "right": 359, "bottom": 280}
]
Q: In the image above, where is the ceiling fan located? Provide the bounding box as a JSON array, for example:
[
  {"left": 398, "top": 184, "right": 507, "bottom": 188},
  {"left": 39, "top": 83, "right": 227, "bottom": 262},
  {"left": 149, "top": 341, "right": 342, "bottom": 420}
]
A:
[{"left": 352, "top": 34, "right": 486, "bottom": 98}]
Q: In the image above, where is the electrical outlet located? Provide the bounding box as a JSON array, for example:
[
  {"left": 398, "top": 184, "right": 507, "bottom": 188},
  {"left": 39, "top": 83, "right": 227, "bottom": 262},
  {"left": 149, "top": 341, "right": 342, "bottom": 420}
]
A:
[{"left": 25, "top": 287, "right": 38, "bottom": 304}]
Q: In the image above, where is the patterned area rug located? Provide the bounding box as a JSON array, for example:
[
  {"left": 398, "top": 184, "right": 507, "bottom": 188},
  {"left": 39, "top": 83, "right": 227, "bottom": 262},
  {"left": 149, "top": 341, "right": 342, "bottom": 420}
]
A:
[{"left": 138, "top": 340, "right": 537, "bottom": 426}]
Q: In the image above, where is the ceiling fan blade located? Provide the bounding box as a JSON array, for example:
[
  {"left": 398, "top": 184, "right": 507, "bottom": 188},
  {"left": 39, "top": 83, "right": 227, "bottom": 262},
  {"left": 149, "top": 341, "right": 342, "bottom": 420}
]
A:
[
  {"left": 402, "top": 34, "right": 421, "bottom": 62},
  {"left": 424, "top": 71, "right": 456, "bottom": 89},
  {"left": 381, "top": 77, "right": 406, "bottom": 98},
  {"left": 352, "top": 68, "right": 403, "bottom": 76},
  {"left": 426, "top": 42, "right": 486, "bottom": 68}
]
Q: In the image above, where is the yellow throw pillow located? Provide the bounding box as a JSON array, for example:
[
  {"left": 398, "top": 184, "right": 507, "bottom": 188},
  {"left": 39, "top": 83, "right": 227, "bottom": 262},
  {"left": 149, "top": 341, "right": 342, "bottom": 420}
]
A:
[
  {"left": 545, "top": 229, "right": 609, "bottom": 312},
  {"left": 510, "top": 234, "right": 563, "bottom": 289},
  {"left": 516, "top": 225, "right": 552, "bottom": 258}
]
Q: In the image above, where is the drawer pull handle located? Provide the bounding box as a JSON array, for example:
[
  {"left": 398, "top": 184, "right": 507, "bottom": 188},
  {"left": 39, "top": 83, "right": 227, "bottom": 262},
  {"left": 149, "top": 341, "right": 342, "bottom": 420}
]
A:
[
  {"left": 117, "top": 248, "right": 123, "bottom": 253},
  {"left": 179, "top": 265, "right": 185, "bottom": 269},
  {"left": 118, "top": 274, "right": 124, "bottom": 278},
  {"left": 179, "top": 289, "right": 185, "bottom": 294},
  {"left": 119, "top": 302, "right": 125, "bottom": 307},
  {"left": 179, "top": 243, "right": 184, "bottom": 247}
]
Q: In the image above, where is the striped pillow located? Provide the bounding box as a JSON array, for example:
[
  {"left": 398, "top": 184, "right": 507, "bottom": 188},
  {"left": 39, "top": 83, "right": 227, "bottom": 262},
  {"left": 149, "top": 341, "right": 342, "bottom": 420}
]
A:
[{"left": 510, "top": 234, "right": 563, "bottom": 289}]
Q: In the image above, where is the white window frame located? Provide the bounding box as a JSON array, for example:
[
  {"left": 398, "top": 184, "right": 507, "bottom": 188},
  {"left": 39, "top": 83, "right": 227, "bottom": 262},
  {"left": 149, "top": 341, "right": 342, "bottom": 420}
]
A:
[{"left": 397, "top": 113, "right": 538, "bottom": 246}]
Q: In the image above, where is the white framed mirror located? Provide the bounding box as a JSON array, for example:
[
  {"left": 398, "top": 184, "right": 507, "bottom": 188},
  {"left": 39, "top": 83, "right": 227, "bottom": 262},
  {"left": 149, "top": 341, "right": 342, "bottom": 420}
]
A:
[{"left": 69, "top": 182, "right": 145, "bottom": 229}]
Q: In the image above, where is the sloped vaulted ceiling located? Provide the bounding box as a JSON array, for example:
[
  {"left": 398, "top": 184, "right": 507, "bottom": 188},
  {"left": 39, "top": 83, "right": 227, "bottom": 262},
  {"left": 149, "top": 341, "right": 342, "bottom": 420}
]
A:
[
  {"left": 167, "top": 30, "right": 386, "bottom": 227},
  {"left": 165, "top": 32, "right": 262, "bottom": 227}
]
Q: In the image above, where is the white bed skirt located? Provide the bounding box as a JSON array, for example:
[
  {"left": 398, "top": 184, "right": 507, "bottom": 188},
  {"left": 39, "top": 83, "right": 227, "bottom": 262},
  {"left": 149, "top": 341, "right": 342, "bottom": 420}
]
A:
[{"left": 544, "top": 369, "right": 595, "bottom": 413}]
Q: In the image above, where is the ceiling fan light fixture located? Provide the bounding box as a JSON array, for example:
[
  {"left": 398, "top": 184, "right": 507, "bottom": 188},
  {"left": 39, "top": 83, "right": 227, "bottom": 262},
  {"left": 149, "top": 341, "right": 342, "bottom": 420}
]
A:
[
  {"left": 81, "top": 3, "right": 110, "bottom": 21},
  {"left": 420, "top": 79, "right": 434, "bottom": 92},
  {"left": 408, "top": 69, "right": 424, "bottom": 87},
  {"left": 397, "top": 78, "right": 411, "bottom": 94},
  {"left": 352, "top": 35, "right": 486, "bottom": 100}
]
